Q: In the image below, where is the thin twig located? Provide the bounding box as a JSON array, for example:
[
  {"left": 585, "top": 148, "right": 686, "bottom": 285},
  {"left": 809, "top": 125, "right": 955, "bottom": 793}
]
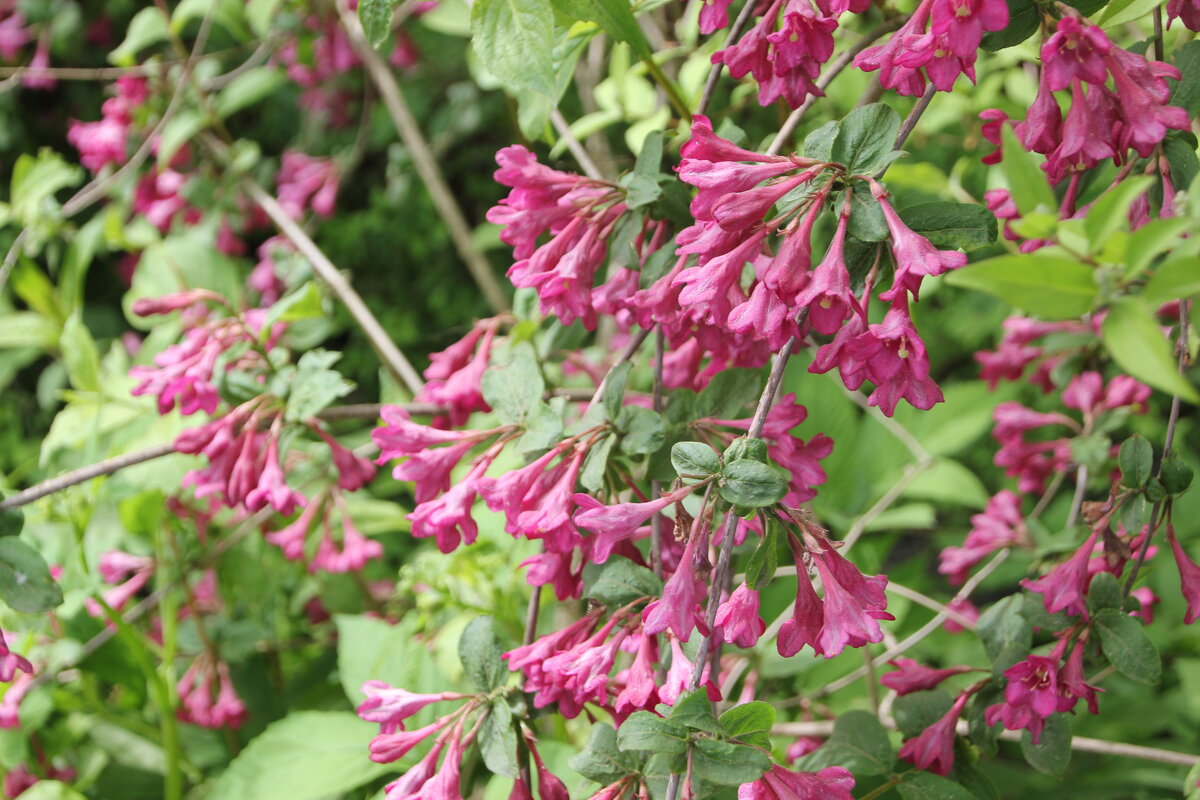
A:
[
  {"left": 1066, "top": 464, "right": 1088, "bottom": 528},
  {"left": 770, "top": 719, "right": 1199, "bottom": 767},
  {"left": 336, "top": 2, "right": 509, "bottom": 314},
  {"left": 893, "top": 83, "right": 937, "bottom": 151},
  {"left": 587, "top": 327, "right": 654, "bottom": 409},
  {"left": 239, "top": 176, "right": 426, "bottom": 395},
  {"left": 840, "top": 459, "right": 934, "bottom": 551},
  {"left": 551, "top": 109, "right": 604, "bottom": 181}
]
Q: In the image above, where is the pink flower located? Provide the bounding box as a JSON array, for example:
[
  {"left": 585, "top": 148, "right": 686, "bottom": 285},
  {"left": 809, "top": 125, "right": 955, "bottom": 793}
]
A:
[
  {"left": 881, "top": 659, "right": 978, "bottom": 695},
  {"left": 873, "top": 184, "right": 967, "bottom": 302},
  {"left": 245, "top": 440, "right": 306, "bottom": 515},
  {"left": 786, "top": 737, "right": 825, "bottom": 761},
  {"left": 698, "top": 0, "right": 736, "bottom": 32},
  {"left": 847, "top": 297, "right": 945, "bottom": 416},
  {"left": 0, "top": 673, "right": 33, "bottom": 728},
  {"left": 309, "top": 518, "right": 384, "bottom": 573},
  {"left": 984, "top": 654, "right": 1063, "bottom": 742},
  {"left": 357, "top": 681, "right": 468, "bottom": 734},
  {"left": 643, "top": 529, "right": 706, "bottom": 642},
  {"left": 1022, "top": 531, "right": 1099, "bottom": 617},
  {"left": 740, "top": 765, "right": 855, "bottom": 800},
  {"left": 658, "top": 635, "right": 719, "bottom": 706},
  {"left": 614, "top": 633, "right": 658, "bottom": 718},
  {"left": 1168, "top": 528, "right": 1200, "bottom": 625},
  {"left": 276, "top": 151, "right": 340, "bottom": 219},
  {"left": 715, "top": 583, "right": 765, "bottom": 648},
  {"left": 574, "top": 485, "right": 692, "bottom": 564},
  {"left": 939, "top": 490, "right": 1028, "bottom": 584},
  {"left": 177, "top": 659, "right": 247, "bottom": 730},
  {"left": 793, "top": 210, "right": 859, "bottom": 335},
  {"left": 0, "top": 630, "right": 31, "bottom": 683},
  {"left": 898, "top": 692, "right": 970, "bottom": 775},
  {"left": 369, "top": 718, "right": 452, "bottom": 764},
  {"left": 1041, "top": 17, "right": 1111, "bottom": 91},
  {"left": 314, "top": 426, "right": 377, "bottom": 492}
]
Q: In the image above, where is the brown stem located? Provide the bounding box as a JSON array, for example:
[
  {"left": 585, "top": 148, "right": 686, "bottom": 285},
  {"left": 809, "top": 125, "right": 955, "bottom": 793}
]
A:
[{"left": 336, "top": 2, "right": 510, "bottom": 314}]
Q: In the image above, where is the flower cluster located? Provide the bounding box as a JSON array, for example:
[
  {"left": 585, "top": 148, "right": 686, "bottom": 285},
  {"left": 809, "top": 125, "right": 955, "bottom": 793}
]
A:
[{"left": 66, "top": 76, "right": 148, "bottom": 172}]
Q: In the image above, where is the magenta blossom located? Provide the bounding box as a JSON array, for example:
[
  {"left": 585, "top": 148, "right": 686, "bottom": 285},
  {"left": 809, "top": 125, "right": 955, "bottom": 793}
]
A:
[
  {"left": 881, "top": 659, "right": 980, "bottom": 696},
  {"left": 740, "top": 765, "right": 855, "bottom": 800},
  {"left": 898, "top": 692, "right": 971, "bottom": 775},
  {"left": 715, "top": 583, "right": 766, "bottom": 648}
]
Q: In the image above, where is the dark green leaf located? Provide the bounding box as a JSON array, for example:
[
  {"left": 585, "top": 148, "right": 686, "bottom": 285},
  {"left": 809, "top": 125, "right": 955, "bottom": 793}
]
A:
[
  {"left": 581, "top": 557, "right": 662, "bottom": 607},
  {"left": 980, "top": 0, "right": 1038, "bottom": 49},
  {"left": 639, "top": 239, "right": 677, "bottom": 289},
  {"left": 952, "top": 759, "right": 1000, "bottom": 800},
  {"left": 897, "top": 772, "right": 978, "bottom": 800},
  {"left": 672, "top": 441, "right": 720, "bottom": 480},
  {"left": 695, "top": 368, "right": 766, "bottom": 418},
  {"left": 1087, "top": 572, "right": 1123, "bottom": 615},
  {"left": 719, "top": 702, "right": 776, "bottom": 748},
  {"left": 603, "top": 362, "right": 633, "bottom": 421},
  {"left": 1103, "top": 297, "right": 1199, "bottom": 402},
  {"left": 944, "top": 254, "right": 1098, "bottom": 319},
  {"left": 623, "top": 131, "right": 665, "bottom": 209},
  {"left": 690, "top": 739, "right": 772, "bottom": 785},
  {"left": 804, "top": 121, "right": 839, "bottom": 161},
  {"left": 470, "top": 0, "right": 556, "bottom": 95},
  {"left": 1118, "top": 434, "right": 1154, "bottom": 489},
  {"left": 570, "top": 725, "right": 641, "bottom": 784},
  {"left": 1093, "top": 608, "right": 1161, "bottom": 684},
  {"left": 1019, "top": 713, "right": 1072, "bottom": 775},
  {"left": 846, "top": 182, "right": 889, "bottom": 242},
  {"left": 516, "top": 401, "right": 564, "bottom": 460},
  {"left": 482, "top": 343, "right": 547, "bottom": 424},
  {"left": 964, "top": 685, "right": 1002, "bottom": 757},
  {"left": 0, "top": 508, "right": 23, "bottom": 538},
  {"left": 580, "top": 433, "right": 616, "bottom": 492},
  {"left": 1170, "top": 41, "right": 1200, "bottom": 115},
  {"left": 899, "top": 202, "right": 998, "bottom": 251},
  {"left": 284, "top": 350, "right": 354, "bottom": 422},
  {"left": 744, "top": 521, "right": 779, "bottom": 592},
  {"left": 0, "top": 538, "right": 63, "bottom": 613},
  {"left": 976, "top": 595, "right": 1032, "bottom": 675},
  {"left": 668, "top": 689, "right": 722, "bottom": 734},
  {"left": 458, "top": 616, "right": 508, "bottom": 693},
  {"left": 616, "top": 711, "right": 690, "bottom": 754},
  {"left": 796, "top": 710, "right": 893, "bottom": 776},
  {"left": 719, "top": 460, "right": 787, "bottom": 508},
  {"left": 618, "top": 406, "right": 666, "bottom": 455},
  {"left": 831, "top": 104, "right": 902, "bottom": 174},
  {"left": 724, "top": 437, "right": 768, "bottom": 464},
  {"left": 1161, "top": 453, "right": 1194, "bottom": 495},
  {"left": 1166, "top": 135, "right": 1200, "bottom": 194},
  {"left": 893, "top": 689, "right": 954, "bottom": 738},
  {"left": 479, "top": 702, "right": 520, "bottom": 778}
]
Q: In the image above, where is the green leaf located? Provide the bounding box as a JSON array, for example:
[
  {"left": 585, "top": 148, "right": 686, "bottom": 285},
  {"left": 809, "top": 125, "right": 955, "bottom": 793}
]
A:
[
  {"left": 60, "top": 312, "right": 102, "bottom": 393},
  {"left": 893, "top": 689, "right": 954, "bottom": 738},
  {"left": 0, "top": 507, "right": 24, "bottom": 538},
  {"left": 744, "top": 521, "right": 779, "bottom": 591},
  {"left": 846, "top": 182, "right": 889, "bottom": 242},
  {"left": 284, "top": 350, "right": 354, "bottom": 422},
  {"left": 976, "top": 595, "right": 1032, "bottom": 675},
  {"left": 110, "top": 7, "right": 170, "bottom": 66},
  {"left": 482, "top": 343, "right": 546, "bottom": 424},
  {"left": 618, "top": 406, "right": 666, "bottom": 455},
  {"left": 516, "top": 401, "right": 564, "bottom": 459},
  {"left": 479, "top": 701, "right": 520, "bottom": 778},
  {"left": 719, "top": 460, "right": 787, "bottom": 508},
  {"left": 616, "top": 711, "right": 690, "bottom": 754},
  {"left": 724, "top": 437, "right": 768, "bottom": 464},
  {"left": 580, "top": 433, "right": 616, "bottom": 492},
  {"left": 1093, "top": 608, "right": 1161, "bottom": 684},
  {"left": 831, "top": 104, "right": 902, "bottom": 174},
  {"left": 796, "top": 710, "right": 893, "bottom": 776},
  {"left": 1084, "top": 177, "right": 1153, "bottom": 252},
  {"left": 690, "top": 739, "right": 771, "bottom": 786},
  {"left": 470, "top": 0, "right": 556, "bottom": 95},
  {"left": 944, "top": 254, "right": 1098, "bottom": 319},
  {"left": 1102, "top": 297, "right": 1198, "bottom": 403},
  {"left": 266, "top": 282, "right": 325, "bottom": 329},
  {"left": 216, "top": 67, "right": 287, "bottom": 118},
  {"left": 1124, "top": 218, "right": 1189, "bottom": 278},
  {"left": 581, "top": 557, "right": 662, "bottom": 607},
  {"left": 718, "top": 702, "right": 776, "bottom": 748},
  {"left": 804, "top": 121, "right": 839, "bottom": 161},
  {"left": 899, "top": 202, "right": 998, "bottom": 251},
  {"left": 1161, "top": 453, "right": 1194, "bottom": 495},
  {"left": 1086, "top": 571, "right": 1123, "bottom": 615},
  {"left": 1019, "top": 713, "right": 1072, "bottom": 775},
  {"left": 0, "top": 312, "right": 60, "bottom": 351},
  {"left": 459, "top": 615, "right": 508, "bottom": 693},
  {"left": 1142, "top": 257, "right": 1200, "bottom": 305},
  {"left": 209, "top": 711, "right": 390, "bottom": 800},
  {"left": 668, "top": 688, "right": 722, "bottom": 734},
  {"left": 571, "top": 725, "right": 640, "bottom": 784},
  {"left": 0, "top": 538, "right": 63, "bottom": 613},
  {"left": 999, "top": 125, "right": 1056, "bottom": 214},
  {"left": 1118, "top": 434, "right": 1153, "bottom": 489},
  {"left": 623, "top": 130, "right": 665, "bottom": 209},
  {"left": 695, "top": 368, "right": 766, "bottom": 418},
  {"left": 603, "top": 361, "right": 633, "bottom": 421},
  {"left": 980, "top": 0, "right": 1038, "bottom": 49},
  {"left": 672, "top": 441, "right": 720, "bottom": 480},
  {"left": 551, "top": 0, "right": 652, "bottom": 58},
  {"left": 9, "top": 149, "right": 83, "bottom": 223},
  {"left": 358, "top": 0, "right": 401, "bottom": 46},
  {"left": 245, "top": 0, "right": 284, "bottom": 35},
  {"left": 1098, "top": 0, "right": 1163, "bottom": 26},
  {"left": 334, "top": 615, "right": 419, "bottom": 704},
  {"left": 898, "top": 772, "right": 978, "bottom": 800}
]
